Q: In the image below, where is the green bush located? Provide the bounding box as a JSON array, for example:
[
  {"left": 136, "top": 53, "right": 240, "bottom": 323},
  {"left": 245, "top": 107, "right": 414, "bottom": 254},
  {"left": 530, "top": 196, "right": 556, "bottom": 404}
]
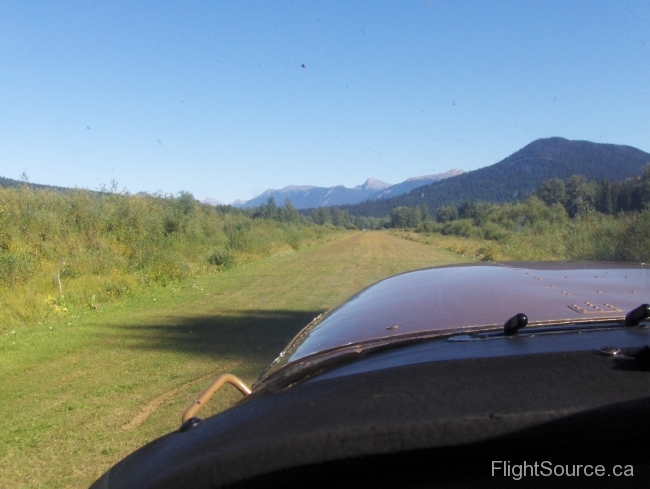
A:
[
  {"left": 207, "top": 248, "right": 235, "bottom": 269},
  {"left": 399, "top": 192, "right": 649, "bottom": 263},
  {"left": 284, "top": 232, "right": 301, "bottom": 250},
  {"left": 0, "top": 251, "right": 38, "bottom": 285},
  {"left": 482, "top": 222, "right": 508, "bottom": 241},
  {"left": 441, "top": 219, "right": 483, "bottom": 239},
  {"left": 617, "top": 209, "right": 650, "bottom": 262}
]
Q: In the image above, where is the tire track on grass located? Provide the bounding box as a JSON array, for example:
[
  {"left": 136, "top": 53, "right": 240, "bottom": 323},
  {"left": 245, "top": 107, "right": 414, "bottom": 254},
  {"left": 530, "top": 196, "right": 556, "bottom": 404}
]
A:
[{"left": 120, "top": 362, "right": 240, "bottom": 431}]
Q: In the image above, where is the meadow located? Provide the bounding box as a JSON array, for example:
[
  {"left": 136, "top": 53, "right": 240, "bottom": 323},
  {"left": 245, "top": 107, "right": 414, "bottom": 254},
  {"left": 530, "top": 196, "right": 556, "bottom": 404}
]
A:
[{"left": 0, "top": 227, "right": 468, "bottom": 488}]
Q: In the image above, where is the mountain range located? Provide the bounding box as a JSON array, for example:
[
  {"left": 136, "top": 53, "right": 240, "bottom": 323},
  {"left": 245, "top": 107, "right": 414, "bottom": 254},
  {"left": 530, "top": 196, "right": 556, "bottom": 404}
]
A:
[
  {"left": 341, "top": 137, "right": 650, "bottom": 217},
  {"left": 4, "top": 138, "right": 647, "bottom": 216},
  {"left": 229, "top": 169, "right": 464, "bottom": 209}
]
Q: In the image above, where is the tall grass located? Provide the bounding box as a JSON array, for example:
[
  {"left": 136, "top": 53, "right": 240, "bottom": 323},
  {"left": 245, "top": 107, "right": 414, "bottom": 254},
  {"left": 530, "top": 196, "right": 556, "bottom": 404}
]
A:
[
  {"left": 399, "top": 197, "right": 650, "bottom": 263},
  {"left": 0, "top": 186, "right": 329, "bottom": 327}
]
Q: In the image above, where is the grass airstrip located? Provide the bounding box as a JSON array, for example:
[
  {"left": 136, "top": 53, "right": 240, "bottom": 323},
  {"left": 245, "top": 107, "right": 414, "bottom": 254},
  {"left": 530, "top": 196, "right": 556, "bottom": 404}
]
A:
[{"left": 0, "top": 231, "right": 469, "bottom": 488}]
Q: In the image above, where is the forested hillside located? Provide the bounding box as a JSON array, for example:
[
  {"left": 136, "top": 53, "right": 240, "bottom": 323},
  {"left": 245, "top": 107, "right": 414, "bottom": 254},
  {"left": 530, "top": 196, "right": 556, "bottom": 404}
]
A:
[
  {"left": 343, "top": 138, "right": 650, "bottom": 217},
  {"left": 387, "top": 164, "right": 650, "bottom": 263},
  {"left": 0, "top": 175, "right": 69, "bottom": 192}
]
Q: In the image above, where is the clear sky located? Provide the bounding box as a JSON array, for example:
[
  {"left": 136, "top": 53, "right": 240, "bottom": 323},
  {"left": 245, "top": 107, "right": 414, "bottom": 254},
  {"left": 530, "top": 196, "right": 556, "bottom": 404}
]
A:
[{"left": 1, "top": 1, "right": 649, "bottom": 204}]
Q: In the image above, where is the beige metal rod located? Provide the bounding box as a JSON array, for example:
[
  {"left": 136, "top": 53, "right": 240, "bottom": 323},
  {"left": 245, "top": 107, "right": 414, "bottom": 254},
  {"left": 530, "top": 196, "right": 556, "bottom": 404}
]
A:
[{"left": 182, "top": 374, "right": 251, "bottom": 423}]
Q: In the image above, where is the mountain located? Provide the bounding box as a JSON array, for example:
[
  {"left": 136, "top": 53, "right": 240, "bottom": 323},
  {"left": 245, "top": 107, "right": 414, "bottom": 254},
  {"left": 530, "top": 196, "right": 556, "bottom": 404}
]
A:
[
  {"left": 201, "top": 197, "right": 226, "bottom": 206},
  {"left": 342, "top": 137, "right": 650, "bottom": 217},
  {"left": 235, "top": 170, "right": 464, "bottom": 210},
  {"left": 367, "top": 169, "right": 465, "bottom": 200},
  {"left": 355, "top": 177, "right": 391, "bottom": 192},
  {"left": 236, "top": 179, "right": 391, "bottom": 209}
]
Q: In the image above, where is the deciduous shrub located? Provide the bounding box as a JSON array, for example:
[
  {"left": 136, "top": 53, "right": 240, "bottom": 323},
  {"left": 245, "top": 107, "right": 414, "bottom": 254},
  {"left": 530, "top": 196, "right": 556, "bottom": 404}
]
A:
[
  {"left": 207, "top": 249, "right": 235, "bottom": 269},
  {"left": 0, "top": 186, "right": 330, "bottom": 327}
]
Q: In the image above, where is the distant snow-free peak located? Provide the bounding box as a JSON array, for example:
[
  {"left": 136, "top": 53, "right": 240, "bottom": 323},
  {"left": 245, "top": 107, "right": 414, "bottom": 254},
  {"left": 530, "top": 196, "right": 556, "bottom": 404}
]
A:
[
  {"left": 355, "top": 178, "right": 391, "bottom": 191},
  {"left": 202, "top": 197, "right": 225, "bottom": 206}
]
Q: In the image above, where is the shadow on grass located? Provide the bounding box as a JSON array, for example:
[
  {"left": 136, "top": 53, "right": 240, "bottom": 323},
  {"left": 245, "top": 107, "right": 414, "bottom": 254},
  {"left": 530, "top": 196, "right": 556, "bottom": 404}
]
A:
[{"left": 113, "top": 309, "right": 324, "bottom": 376}]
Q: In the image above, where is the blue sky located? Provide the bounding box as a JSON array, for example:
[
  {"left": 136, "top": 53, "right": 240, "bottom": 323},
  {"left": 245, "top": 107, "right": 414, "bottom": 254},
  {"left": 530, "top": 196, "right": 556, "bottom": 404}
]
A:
[{"left": 1, "top": 1, "right": 649, "bottom": 204}]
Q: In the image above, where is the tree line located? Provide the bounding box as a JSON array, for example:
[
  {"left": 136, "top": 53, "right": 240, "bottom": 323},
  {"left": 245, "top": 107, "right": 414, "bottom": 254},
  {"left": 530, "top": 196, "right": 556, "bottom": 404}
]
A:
[
  {"left": 339, "top": 138, "right": 650, "bottom": 218},
  {"left": 383, "top": 165, "right": 650, "bottom": 263},
  {"left": 386, "top": 165, "right": 650, "bottom": 230},
  {"left": 236, "top": 163, "right": 650, "bottom": 234}
]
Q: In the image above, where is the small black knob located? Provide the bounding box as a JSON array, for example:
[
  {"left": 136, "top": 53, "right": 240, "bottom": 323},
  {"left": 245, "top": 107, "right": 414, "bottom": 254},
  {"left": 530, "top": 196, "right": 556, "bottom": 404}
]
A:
[
  {"left": 625, "top": 304, "right": 650, "bottom": 326},
  {"left": 504, "top": 313, "right": 528, "bottom": 336}
]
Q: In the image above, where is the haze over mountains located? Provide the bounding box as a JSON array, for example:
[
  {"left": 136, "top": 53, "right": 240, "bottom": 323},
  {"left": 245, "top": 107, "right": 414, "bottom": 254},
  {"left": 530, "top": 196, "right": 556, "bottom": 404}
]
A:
[
  {"left": 230, "top": 169, "right": 464, "bottom": 209},
  {"left": 343, "top": 137, "right": 650, "bottom": 217}
]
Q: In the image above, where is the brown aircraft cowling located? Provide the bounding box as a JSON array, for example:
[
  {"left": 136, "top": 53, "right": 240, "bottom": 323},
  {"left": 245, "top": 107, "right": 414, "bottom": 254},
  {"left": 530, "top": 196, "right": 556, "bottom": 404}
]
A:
[{"left": 256, "top": 261, "right": 649, "bottom": 390}]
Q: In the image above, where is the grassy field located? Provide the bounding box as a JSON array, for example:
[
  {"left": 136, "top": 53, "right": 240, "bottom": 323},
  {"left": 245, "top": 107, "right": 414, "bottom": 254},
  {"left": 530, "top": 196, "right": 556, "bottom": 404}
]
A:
[{"left": 0, "top": 231, "right": 469, "bottom": 488}]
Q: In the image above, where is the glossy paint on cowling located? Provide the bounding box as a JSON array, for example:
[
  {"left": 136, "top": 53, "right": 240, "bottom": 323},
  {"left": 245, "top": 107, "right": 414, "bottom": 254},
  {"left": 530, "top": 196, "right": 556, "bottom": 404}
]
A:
[{"left": 259, "top": 262, "right": 649, "bottom": 382}]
